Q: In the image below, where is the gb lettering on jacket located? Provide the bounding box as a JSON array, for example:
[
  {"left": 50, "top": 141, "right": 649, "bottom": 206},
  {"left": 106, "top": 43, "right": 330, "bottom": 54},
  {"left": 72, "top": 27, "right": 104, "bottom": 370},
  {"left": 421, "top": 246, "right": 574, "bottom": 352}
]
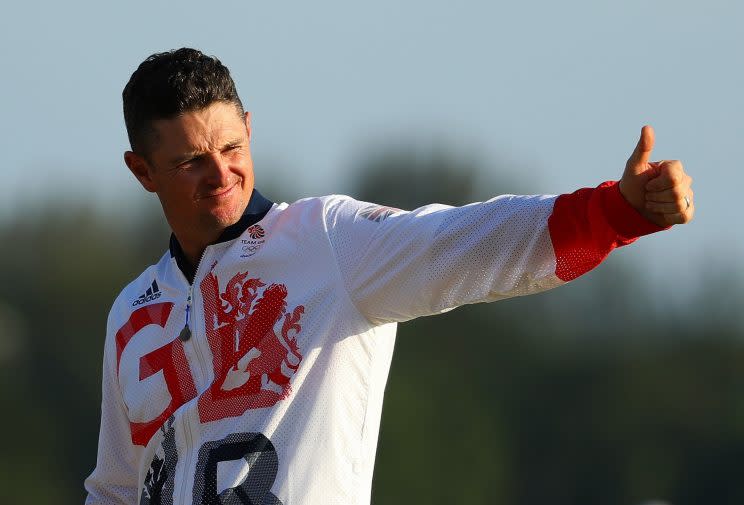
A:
[{"left": 116, "top": 271, "right": 305, "bottom": 446}]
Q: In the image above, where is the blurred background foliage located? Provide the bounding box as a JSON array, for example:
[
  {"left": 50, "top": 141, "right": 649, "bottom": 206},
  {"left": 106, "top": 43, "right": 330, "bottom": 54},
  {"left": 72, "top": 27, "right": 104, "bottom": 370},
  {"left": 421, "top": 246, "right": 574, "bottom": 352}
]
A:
[{"left": 0, "top": 146, "right": 742, "bottom": 505}]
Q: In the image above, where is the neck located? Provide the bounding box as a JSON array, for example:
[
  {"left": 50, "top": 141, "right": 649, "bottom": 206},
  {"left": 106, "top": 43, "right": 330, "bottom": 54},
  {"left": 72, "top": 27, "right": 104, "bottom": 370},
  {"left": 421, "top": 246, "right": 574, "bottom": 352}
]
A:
[
  {"left": 167, "top": 222, "right": 223, "bottom": 273},
  {"left": 168, "top": 189, "right": 274, "bottom": 284},
  {"left": 180, "top": 240, "right": 210, "bottom": 273}
]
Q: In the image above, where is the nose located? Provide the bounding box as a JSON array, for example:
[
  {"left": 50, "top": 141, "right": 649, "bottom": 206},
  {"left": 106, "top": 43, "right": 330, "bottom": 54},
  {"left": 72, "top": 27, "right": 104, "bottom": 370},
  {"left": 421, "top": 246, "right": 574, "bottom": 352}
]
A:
[{"left": 203, "top": 152, "right": 232, "bottom": 187}]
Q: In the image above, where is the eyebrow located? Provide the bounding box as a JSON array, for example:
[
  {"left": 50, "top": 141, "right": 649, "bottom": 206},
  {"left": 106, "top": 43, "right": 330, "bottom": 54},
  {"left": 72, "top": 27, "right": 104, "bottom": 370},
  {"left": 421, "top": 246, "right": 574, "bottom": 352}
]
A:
[{"left": 169, "top": 138, "right": 244, "bottom": 166}]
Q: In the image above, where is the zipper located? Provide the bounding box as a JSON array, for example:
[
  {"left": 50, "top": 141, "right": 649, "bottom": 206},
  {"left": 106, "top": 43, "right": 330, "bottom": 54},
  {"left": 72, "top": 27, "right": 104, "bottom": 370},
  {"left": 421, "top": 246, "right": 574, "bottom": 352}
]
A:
[
  {"left": 178, "top": 284, "right": 194, "bottom": 341},
  {"left": 177, "top": 248, "right": 211, "bottom": 386},
  {"left": 176, "top": 248, "right": 213, "bottom": 504},
  {"left": 189, "top": 284, "right": 211, "bottom": 386},
  {"left": 178, "top": 409, "right": 196, "bottom": 502}
]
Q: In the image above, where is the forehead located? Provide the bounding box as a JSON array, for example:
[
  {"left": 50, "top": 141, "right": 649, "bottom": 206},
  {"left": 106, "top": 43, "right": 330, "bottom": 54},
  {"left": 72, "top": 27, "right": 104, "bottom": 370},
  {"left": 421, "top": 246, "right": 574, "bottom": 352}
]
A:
[{"left": 151, "top": 102, "right": 246, "bottom": 154}]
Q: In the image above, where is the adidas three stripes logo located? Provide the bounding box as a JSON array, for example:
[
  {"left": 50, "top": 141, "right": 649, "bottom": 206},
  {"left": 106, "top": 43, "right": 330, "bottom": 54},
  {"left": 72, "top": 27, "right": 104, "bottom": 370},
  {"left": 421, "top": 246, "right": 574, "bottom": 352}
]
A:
[{"left": 132, "top": 280, "right": 162, "bottom": 307}]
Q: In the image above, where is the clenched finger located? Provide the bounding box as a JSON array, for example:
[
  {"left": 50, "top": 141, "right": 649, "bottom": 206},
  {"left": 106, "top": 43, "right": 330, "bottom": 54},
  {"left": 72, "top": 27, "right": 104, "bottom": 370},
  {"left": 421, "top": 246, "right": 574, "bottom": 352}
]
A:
[
  {"left": 662, "top": 207, "right": 694, "bottom": 225},
  {"left": 645, "top": 161, "right": 687, "bottom": 191},
  {"left": 646, "top": 197, "right": 690, "bottom": 214},
  {"left": 646, "top": 187, "right": 694, "bottom": 203}
]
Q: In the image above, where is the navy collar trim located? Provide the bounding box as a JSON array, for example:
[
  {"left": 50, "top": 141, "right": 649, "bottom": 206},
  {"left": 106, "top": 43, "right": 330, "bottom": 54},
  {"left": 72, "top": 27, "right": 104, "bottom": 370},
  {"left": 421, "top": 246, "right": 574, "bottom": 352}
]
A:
[{"left": 169, "top": 189, "right": 274, "bottom": 283}]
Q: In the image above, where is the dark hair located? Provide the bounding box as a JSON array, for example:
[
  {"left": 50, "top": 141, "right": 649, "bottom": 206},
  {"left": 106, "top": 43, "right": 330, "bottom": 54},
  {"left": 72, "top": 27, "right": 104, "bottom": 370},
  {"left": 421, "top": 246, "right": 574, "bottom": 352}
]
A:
[{"left": 122, "top": 48, "right": 244, "bottom": 155}]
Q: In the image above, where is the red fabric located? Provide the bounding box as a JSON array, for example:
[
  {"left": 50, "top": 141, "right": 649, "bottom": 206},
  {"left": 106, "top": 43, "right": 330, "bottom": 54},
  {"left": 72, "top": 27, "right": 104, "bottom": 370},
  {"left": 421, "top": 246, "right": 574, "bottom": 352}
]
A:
[
  {"left": 197, "top": 272, "right": 305, "bottom": 423},
  {"left": 132, "top": 338, "right": 197, "bottom": 445},
  {"left": 115, "top": 302, "right": 174, "bottom": 371},
  {"left": 114, "top": 302, "right": 200, "bottom": 446},
  {"left": 548, "top": 181, "right": 665, "bottom": 282}
]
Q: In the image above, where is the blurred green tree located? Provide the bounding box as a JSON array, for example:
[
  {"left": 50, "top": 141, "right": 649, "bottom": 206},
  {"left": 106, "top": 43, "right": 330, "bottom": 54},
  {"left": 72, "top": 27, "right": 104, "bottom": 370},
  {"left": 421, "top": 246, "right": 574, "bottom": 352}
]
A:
[
  {"left": 0, "top": 148, "right": 741, "bottom": 505},
  {"left": 353, "top": 145, "right": 744, "bottom": 505}
]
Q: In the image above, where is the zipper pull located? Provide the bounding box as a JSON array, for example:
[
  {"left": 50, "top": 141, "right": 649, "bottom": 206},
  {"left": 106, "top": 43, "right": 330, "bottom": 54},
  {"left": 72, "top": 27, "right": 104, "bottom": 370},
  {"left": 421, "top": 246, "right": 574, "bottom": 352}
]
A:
[{"left": 179, "top": 285, "right": 193, "bottom": 341}]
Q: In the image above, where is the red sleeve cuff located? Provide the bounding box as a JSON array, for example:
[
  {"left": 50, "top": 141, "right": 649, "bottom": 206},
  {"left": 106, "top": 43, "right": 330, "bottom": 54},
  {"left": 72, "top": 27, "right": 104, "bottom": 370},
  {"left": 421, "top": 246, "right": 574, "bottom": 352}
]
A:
[
  {"left": 548, "top": 180, "right": 668, "bottom": 282},
  {"left": 598, "top": 180, "right": 668, "bottom": 244}
]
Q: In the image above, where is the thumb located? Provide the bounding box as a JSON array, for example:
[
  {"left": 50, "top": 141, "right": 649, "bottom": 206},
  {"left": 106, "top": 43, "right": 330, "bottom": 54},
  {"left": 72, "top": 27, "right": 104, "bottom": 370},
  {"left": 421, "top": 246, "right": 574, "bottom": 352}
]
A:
[{"left": 626, "top": 125, "right": 655, "bottom": 176}]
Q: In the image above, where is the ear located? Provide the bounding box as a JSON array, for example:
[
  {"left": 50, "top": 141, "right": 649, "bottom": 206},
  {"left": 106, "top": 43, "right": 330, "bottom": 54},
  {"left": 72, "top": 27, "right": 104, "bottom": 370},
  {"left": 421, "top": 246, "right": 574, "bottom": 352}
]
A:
[
  {"left": 244, "top": 111, "right": 252, "bottom": 141},
  {"left": 124, "top": 151, "right": 158, "bottom": 193}
]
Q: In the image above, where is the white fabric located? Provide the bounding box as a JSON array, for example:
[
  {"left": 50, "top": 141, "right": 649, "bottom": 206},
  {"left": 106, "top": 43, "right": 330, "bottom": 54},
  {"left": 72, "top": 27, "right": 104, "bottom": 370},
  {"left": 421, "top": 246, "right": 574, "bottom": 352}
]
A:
[{"left": 85, "top": 193, "right": 563, "bottom": 505}]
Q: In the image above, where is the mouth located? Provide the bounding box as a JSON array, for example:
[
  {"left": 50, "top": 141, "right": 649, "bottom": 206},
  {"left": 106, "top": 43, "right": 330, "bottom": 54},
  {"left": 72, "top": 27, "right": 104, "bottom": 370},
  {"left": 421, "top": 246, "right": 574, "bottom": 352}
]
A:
[{"left": 198, "top": 180, "right": 240, "bottom": 201}]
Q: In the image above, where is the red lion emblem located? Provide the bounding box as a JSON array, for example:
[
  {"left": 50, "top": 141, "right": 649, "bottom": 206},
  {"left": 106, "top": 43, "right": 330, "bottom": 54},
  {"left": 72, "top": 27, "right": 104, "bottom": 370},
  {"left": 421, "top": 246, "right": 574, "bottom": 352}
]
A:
[{"left": 197, "top": 271, "right": 304, "bottom": 422}]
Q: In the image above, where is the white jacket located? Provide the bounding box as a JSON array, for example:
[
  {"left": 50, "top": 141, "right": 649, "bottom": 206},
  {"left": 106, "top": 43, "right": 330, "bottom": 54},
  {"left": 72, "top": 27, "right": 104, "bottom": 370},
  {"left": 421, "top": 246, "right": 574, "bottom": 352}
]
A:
[{"left": 85, "top": 183, "right": 661, "bottom": 505}]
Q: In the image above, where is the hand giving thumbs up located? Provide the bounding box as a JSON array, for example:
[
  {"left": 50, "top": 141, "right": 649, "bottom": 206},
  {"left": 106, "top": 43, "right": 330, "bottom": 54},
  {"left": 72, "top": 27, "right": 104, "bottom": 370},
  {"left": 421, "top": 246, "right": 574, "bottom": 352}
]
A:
[{"left": 619, "top": 125, "right": 694, "bottom": 226}]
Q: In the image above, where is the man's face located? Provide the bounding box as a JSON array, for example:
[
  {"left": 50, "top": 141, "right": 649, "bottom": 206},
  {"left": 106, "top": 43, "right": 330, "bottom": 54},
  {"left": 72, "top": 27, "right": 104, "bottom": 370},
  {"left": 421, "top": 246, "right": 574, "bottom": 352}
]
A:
[{"left": 127, "top": 102, "right": 255, "bottom": 246}]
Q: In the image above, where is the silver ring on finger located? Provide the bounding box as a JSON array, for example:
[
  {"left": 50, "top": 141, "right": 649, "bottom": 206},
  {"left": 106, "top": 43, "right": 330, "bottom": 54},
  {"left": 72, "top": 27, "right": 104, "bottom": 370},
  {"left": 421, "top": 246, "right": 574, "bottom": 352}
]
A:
[{"left": 684, "top": 195, "right": 691, "bottom": 209}]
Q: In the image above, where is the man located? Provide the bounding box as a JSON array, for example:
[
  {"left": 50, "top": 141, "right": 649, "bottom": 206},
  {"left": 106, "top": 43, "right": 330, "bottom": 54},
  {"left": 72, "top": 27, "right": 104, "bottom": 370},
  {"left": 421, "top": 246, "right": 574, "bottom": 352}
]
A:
[{"left": 85, "top": 48, "right": 694, "bottom": 505}]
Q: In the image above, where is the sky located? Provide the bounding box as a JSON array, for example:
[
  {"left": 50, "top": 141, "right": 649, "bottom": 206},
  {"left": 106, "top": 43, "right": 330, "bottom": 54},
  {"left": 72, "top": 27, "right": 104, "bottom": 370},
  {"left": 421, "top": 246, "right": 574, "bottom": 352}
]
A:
[{"left": 1, "top": 0, "right": 741, "bottom": 302}]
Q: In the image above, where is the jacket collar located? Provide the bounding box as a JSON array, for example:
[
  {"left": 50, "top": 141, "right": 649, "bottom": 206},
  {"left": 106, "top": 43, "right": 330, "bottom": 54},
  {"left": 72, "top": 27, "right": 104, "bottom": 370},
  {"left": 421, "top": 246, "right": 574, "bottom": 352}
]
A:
[{"left": 169, "top": 188, "right": 274, "bottom": 283}]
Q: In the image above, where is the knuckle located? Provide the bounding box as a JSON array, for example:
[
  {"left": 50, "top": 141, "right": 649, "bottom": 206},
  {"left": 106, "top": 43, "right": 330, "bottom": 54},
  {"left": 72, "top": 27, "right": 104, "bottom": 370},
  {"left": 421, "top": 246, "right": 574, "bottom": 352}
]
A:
[{"left": 666, "top": 159, "right": 683, "bottom": 172}]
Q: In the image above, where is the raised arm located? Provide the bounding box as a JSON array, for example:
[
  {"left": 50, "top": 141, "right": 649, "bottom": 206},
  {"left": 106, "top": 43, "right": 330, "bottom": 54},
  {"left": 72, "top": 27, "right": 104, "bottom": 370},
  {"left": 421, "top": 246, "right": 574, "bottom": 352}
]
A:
[{"left": 324, "top": 126, "right": 694, "bottom": 325}]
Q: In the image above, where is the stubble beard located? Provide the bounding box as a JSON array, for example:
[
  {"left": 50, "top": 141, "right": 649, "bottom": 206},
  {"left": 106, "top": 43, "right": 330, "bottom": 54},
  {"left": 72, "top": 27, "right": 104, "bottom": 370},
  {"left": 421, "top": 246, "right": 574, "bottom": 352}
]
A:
[{"left": 200, "top": 184, "right": 250, "bottom": 231}]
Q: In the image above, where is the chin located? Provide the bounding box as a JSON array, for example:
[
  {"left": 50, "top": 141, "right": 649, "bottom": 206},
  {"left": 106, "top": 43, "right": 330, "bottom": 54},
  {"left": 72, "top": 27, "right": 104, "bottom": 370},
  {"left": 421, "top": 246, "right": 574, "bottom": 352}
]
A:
[
  {"left": 211, "top": 201, "right": 246, "bottom": 227},
  {"left": 197, "top": 189, "right": 250, "bottom": 229},
  {"left": 210, "top": 210, "right": 242, "bottom": 229}
]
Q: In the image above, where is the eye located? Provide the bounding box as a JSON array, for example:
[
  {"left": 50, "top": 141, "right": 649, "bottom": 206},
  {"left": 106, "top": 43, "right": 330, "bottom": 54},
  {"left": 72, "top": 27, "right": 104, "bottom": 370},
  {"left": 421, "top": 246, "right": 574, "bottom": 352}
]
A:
[{"left": 176, "top": 159, "right": 196, "bottom": 170}]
